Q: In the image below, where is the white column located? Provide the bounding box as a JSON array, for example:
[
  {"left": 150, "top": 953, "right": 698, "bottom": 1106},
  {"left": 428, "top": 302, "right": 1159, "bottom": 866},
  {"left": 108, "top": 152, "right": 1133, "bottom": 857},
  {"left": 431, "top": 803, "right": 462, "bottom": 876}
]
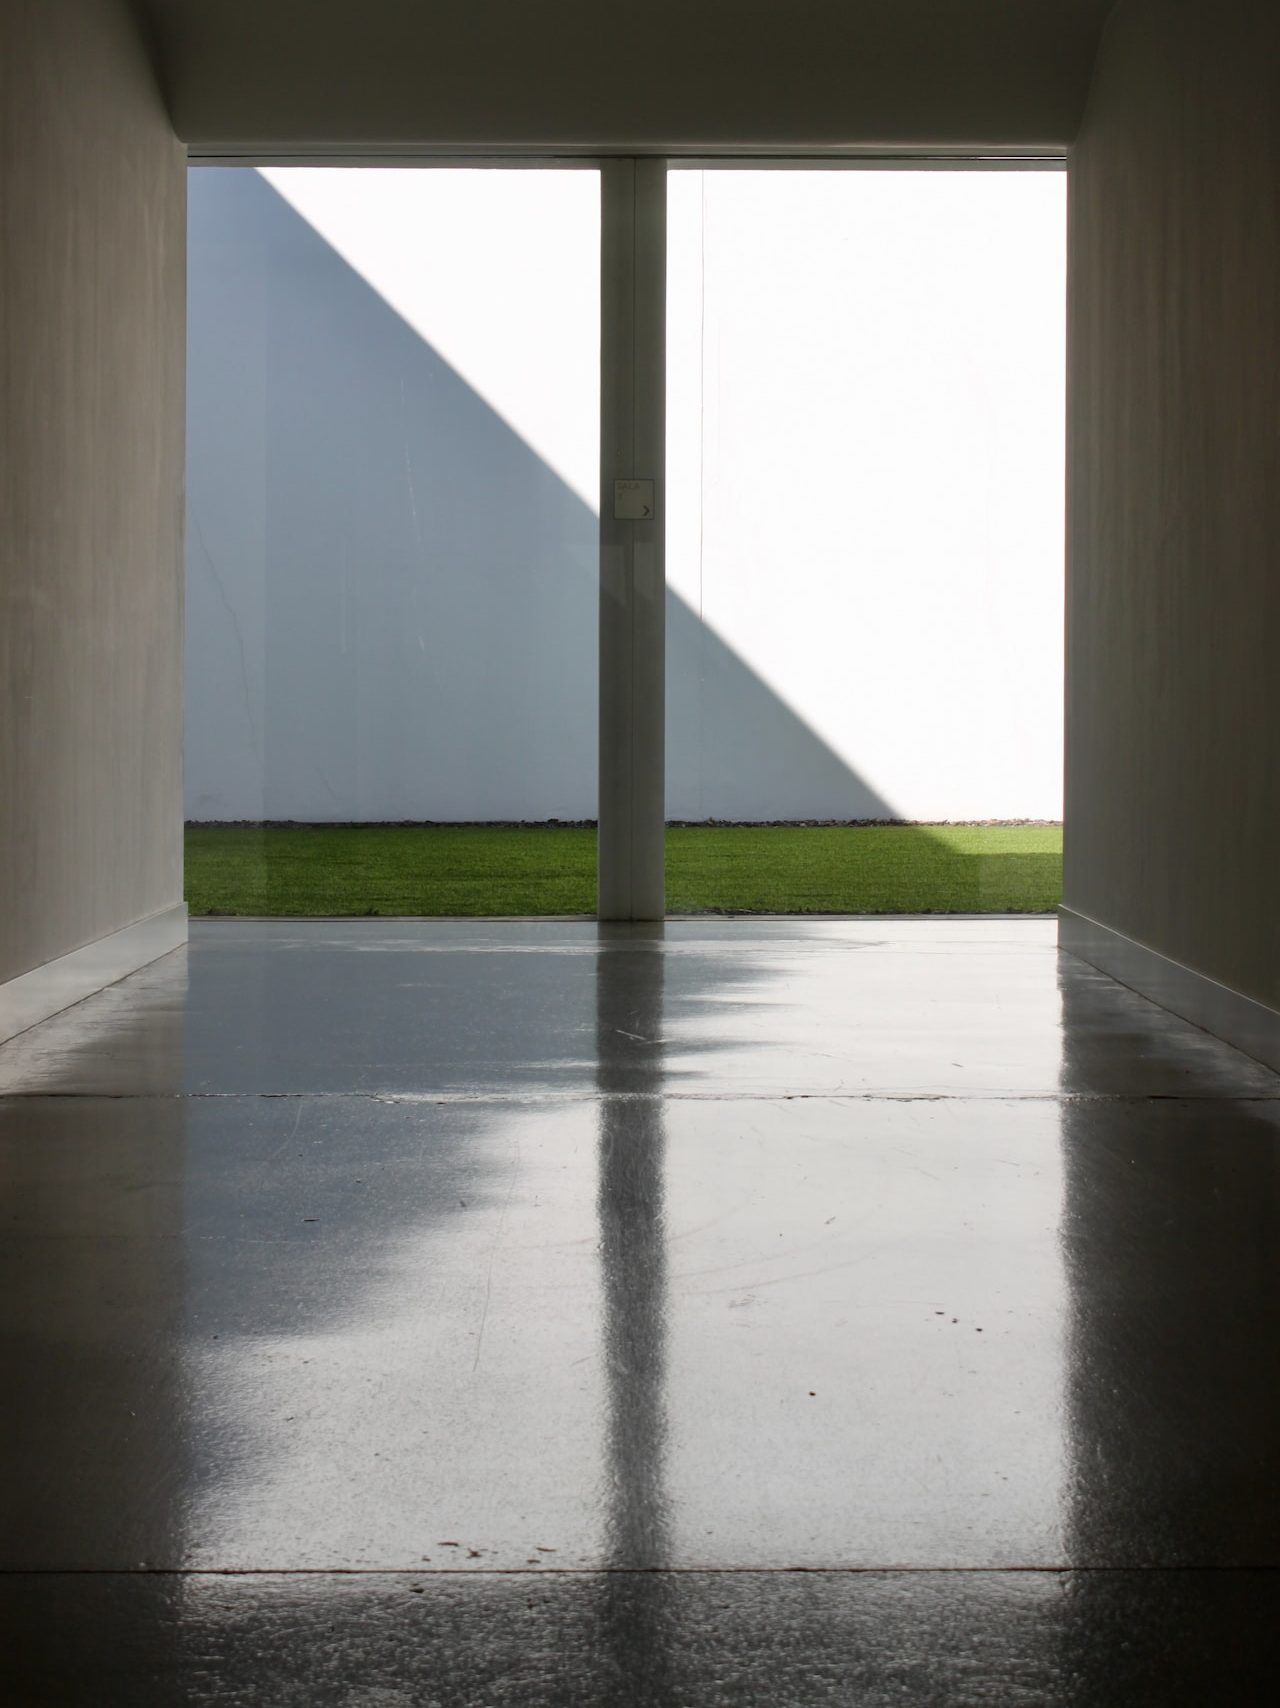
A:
[{"left": 598, "top": 159, "right": 666, "bottom": 921}]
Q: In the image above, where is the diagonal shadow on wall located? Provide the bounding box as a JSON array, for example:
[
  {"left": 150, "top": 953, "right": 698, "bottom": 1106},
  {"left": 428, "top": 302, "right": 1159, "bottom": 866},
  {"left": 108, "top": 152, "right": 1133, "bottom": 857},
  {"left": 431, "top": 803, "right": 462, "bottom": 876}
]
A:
[{"left": 185, "top": 167, "right": 896, "bottom": 828}]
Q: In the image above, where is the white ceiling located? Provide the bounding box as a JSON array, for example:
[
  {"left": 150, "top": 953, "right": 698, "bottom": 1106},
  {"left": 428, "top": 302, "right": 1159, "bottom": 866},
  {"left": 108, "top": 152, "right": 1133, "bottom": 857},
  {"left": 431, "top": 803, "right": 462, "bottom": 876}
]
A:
[{"left": 139, "top": 0, "right": 1116, "bottom": 156}]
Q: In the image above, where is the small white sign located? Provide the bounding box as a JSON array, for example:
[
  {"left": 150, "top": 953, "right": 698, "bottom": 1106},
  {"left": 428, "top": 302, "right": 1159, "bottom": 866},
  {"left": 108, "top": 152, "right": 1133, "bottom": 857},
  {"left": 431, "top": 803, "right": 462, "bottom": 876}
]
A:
[{"left": 614, "top": 478, "right": 656, "bottom": 520}]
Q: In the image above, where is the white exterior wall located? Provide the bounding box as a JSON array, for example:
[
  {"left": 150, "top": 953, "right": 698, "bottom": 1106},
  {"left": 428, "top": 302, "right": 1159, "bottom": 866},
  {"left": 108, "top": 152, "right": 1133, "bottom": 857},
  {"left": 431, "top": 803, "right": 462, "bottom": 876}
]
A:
[{"left": 186, "top": 168, "right": 1065, "bottom": 823}]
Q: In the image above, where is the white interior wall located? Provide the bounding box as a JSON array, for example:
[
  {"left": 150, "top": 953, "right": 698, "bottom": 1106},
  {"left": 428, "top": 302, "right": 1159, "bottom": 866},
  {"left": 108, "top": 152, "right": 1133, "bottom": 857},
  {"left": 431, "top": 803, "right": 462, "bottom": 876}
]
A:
[
  {"left": 185, "top": 166, "right": 1065, "bottom": 823},
  {"left": 1062, "top": 0, "right": 1280, "bottom": 1021},
  {"left": 2, "top": 0, "right": 186, "bottom": 995}
]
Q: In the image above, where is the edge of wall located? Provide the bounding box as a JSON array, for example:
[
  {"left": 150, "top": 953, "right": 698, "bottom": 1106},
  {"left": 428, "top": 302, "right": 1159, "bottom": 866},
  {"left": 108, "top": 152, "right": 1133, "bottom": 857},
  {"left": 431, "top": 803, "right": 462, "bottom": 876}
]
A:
[
  {"left": 0, "top": 904, "right": 188, "bottom": 1046},
  {"left": 1059, "top": 906, "right": 1280, "bottom": 1075}
]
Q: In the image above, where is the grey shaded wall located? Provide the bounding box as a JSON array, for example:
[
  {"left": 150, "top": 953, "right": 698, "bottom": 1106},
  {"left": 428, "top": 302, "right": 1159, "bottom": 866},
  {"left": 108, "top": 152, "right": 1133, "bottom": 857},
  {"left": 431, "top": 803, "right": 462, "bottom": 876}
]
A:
[
  {"left": 0, "top": 0, "right": 186, "bottom": 985},
  {"left": 145, "top": 0, "right": 1111, "bottom": 158},
  {"left": 1064, "top": 0, "right": 1280, "bottom": 1009}
]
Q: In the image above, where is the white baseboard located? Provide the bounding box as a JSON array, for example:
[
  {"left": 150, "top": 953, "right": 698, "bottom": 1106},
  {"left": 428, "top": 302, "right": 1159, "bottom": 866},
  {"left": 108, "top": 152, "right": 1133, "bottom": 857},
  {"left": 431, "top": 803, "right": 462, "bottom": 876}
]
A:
[
  {"left": 0, "top": 904, "right": 188, "bottom": 1046},
  {"left": 1059, "top": 906, "right": 1280, "bottom": 1075}
]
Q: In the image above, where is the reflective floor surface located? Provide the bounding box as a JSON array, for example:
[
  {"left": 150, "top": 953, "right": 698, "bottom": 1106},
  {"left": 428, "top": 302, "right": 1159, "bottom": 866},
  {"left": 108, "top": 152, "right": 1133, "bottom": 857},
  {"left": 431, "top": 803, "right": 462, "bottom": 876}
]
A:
[{"left": 3, "top": 919, "right": 1280, "bottom": 1703}]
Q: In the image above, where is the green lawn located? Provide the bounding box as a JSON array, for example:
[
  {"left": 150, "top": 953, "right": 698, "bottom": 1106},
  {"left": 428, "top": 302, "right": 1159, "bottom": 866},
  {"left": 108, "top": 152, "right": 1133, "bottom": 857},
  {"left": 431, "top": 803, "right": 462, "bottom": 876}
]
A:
[{"left": 185, "top": 823, "right": 1062, "bottom": 917}]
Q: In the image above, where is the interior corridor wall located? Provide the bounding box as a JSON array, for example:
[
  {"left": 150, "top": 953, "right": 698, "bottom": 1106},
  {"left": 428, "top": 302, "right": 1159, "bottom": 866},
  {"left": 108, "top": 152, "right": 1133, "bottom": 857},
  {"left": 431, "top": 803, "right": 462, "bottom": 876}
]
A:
[
  {"left": 1063, "top": 0, "right": 1280, "bottom": 1015},
  {"left": 0, "top": 0, "right": 186, "bottom": 989}
]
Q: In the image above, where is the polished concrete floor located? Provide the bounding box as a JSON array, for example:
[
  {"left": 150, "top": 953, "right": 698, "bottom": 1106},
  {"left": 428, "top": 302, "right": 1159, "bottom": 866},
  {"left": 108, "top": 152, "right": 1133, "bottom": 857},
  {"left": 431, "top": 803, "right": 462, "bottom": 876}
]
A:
[{"left": 3, "top": 918, "right": 1280, "bottom": 1703}]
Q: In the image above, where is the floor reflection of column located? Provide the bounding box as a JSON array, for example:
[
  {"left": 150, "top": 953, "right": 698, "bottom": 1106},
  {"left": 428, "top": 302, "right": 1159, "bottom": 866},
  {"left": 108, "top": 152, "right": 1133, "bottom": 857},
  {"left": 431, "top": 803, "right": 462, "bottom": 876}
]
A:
[{"left": 594, "top": 923, "right": 677, "bottom": 1703}]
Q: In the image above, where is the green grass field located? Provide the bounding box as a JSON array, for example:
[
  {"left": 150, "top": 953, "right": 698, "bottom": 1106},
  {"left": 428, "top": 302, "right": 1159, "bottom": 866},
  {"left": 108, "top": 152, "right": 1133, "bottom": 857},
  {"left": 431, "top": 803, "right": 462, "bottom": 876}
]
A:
[{"left": 185, "top": 823, "right": 1062, "bottom": 917}]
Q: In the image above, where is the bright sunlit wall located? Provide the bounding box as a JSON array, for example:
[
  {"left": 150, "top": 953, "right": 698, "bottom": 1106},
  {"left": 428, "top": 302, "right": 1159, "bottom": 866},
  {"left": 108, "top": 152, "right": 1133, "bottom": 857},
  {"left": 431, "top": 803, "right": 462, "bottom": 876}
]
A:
[
  {"left": 666, "top": 169, "right": 1066, "bottom": 823},
  {"left": 185, "top": 167, "right": 1065, "bottom": 824}
]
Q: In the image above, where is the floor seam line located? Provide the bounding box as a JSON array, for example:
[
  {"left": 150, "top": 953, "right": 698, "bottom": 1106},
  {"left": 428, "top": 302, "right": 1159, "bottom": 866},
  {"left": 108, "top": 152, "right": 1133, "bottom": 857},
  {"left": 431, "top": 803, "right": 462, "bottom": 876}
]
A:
[
  {"left": 5, "top": 1564, "right": 1280, "bottom": 1579},
  {"left": 3, "top": 1092, "right": 1278, "bottom": 1104}
]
